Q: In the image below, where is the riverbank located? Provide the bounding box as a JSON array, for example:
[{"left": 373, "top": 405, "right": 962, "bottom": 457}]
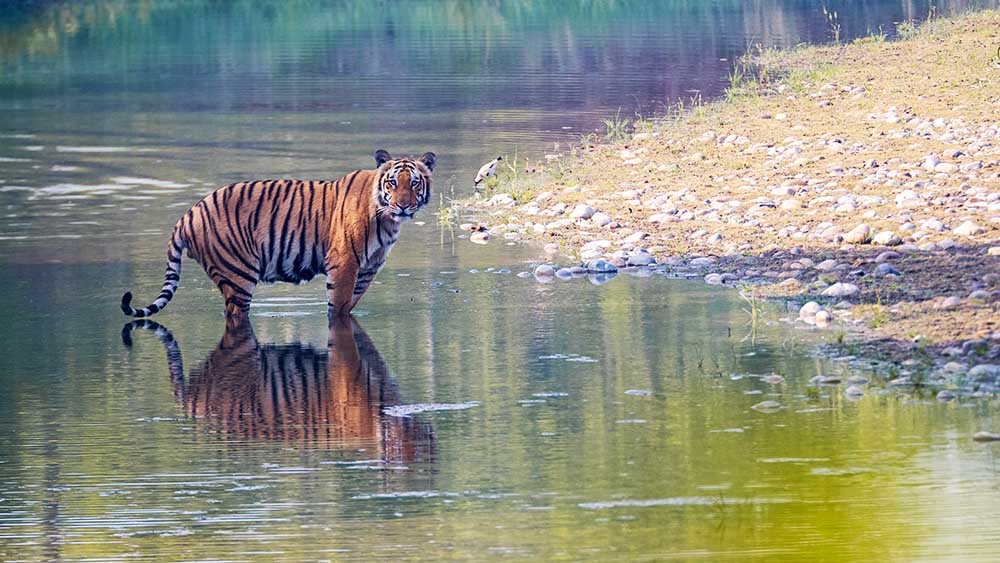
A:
[{"left": 464, "top": 10, "right": 1000, "bottom": 381}]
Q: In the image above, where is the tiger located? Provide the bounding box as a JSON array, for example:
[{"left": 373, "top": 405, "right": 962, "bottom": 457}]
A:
[
  {"left": 121, "top": 149, "right": 435, "bottom": 318},
  {"left": 121, "top": 317, "right": 436, "bottom": 463}
]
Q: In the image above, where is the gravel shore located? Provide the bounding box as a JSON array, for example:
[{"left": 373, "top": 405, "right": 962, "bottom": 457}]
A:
[{"left": 465, "top": 10, "right": 1000, "bottom": 380}]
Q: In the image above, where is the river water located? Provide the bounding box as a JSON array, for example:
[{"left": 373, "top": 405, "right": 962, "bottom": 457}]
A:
[{"left": 1, "top": 1, "right": 999, "bottom": 561}]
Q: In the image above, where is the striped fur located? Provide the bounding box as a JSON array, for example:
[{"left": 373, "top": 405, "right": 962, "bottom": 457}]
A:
[
  {"left": 121, "top": 317, "right": 436, "bottom": 461},
  {"left": 121, "top": 149, "right": 436, "bottom": 318}
]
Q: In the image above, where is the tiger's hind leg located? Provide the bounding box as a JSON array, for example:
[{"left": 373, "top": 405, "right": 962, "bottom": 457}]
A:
[{"left": 213, "top": 273, "right": 257, "bottom": 319}]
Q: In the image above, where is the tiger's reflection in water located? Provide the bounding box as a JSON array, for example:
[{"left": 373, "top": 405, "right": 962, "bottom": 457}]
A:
[{"left": 122, "top": 317, "right": 435, "bottom": 465}]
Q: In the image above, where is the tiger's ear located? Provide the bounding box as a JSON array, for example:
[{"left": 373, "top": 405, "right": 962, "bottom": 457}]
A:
[
  {"left": 374, "top": 149, "right": 392, "bottom": 168},
  {"left": 418, "top": 152, "right": 437, "bottom": 172}
]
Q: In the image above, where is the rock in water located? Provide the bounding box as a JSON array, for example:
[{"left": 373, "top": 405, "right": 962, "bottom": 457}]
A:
[
  {"left": 586, "top": 259, "right": 618, "bottom": 273},
  {"left": 626, "top": 249, "right": 655, "bottom": 266},
  {"left": 799, "top": 301, "right": 823, "bottom": 320},
  {"left": 844, "top": 385, "right": 864, "bottom": 398},
  {"left": 973, "top": 431, "right": 1000, "bottom": 442},
  {"left": 533, "top": 264, "right": 555, "bottom": 278},
  {"left": 751, "top": 400, "right": 784, "bottom": 413}
]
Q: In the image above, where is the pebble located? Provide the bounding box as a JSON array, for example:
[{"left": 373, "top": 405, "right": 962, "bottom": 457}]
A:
[
  {"left": 936, "top": 296, "right": 962, "bottom": 310},
  {"left": 590, "top": 212, "right": 613, "bottom": 227},
  {"left": 488, "top": 194, "right": 516, "bottom": 207},
  {"left": 626, "top": 249, "right": 655, "bottom": 266},
  {"left": 586, "top": 259, "right": 618, "bottom": 273},
  {"left": 875, "top": 251, "right": 900, "bottom": 263},
  {"left": 844, "top": 385, "right": 864, "bottom": 398},
  {"left": 812, "top": 375, "right": 842, "bottom": 385},
  {"left": 872, "top": 231, "right": 902, "bottom": 246},
  {"left": 533, "top": 264, "right": 556, "bottom": 278},
  {"left": 969, "top": 364, "right": 1000, "bottom": 380},
  {"left": 750, "top": 400, "right": 784, "bottom": 413},
  {"left": 843, "top": 223, "right": 871, "bottom": 244},
  {"left": 953, "top": 220, "right": 985, "bottom": 237},
  {"left": 555, "top": 268, "right": 575, "bottom": 280},
  {"left": 972, "top": 431, "right": 1000, "bottom": 442},
  {"left": 763, "top": 375, "right": 786, "bottom": 384},
  {"left": 570, "top": 204, "right": 595, "bottom": 219},
  {"left": 799, "top": 301, "right": 823, "bottom": 320},
  {"left": 814, "top": 310, "right": 834, "bottom": 325},
  {"left": 821, "top": 282, "right": 860, "bottom": 298},
  {"left": 936, "top": 390, "right": 957, "bottom": 402},
  {"left": 624, "top": 231, "right": 648, "bottom": 244},
  {"left": 815, "top": 259, "right": 839, "bottom": 272},
  {"left": 847, "top": 375, "right": 869, "bottom": 385},
  {"left": 873, "top": 263, "right": 901, "bottom": 277},
  {"left": 689, "top": 257, "right": 715, "bottom": 267}
]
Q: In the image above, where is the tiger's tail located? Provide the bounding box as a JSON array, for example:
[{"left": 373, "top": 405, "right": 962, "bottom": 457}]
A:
[
  {"left": 121, "top": 320, "right": 185, "bottom": 391},
  {"left": 121, "top": 221, "right": 186, "bottom": 318}
]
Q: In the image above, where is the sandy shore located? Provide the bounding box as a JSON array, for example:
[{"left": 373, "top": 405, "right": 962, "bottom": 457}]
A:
[{"left": 464, "top": 10, "right": 1000, "bottom": 381}]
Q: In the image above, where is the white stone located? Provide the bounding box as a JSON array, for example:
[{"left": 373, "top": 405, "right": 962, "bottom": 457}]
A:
[
  {"left": 488, "top": 194, "right": 516, "bottom": 207},
  {"left": 815, "top": 259, "right": 839, "bottom": 272},
  {"left": 570, "top": 204, "right": 595, "bottom": 219},
  {"left": 872, "top": 231, "right": 902, "bottom": 246},
  {"left": 590, "top": 212, "right": 613, "bottom": 227},
  {"left": 821, "top": 283, "right": 860, "bottom": 297},
  {"left": 626, "top": 249, "right": 655, "bottom": 266},
  {"left": 953, "top": 220, "right": 985, "bottom": 236},
  {"left": 843, "top": 223, "right": 871, "bottom": 244},
  {"left": 689, "top": 257, "right": 715, "bottom": 267},
  {"left": 470, "top": 232, "right": 490, "bottom": 244},
  {"left": 799, "top": 301, "right": 823, "bottom": 320},
  {"left": 937, "top": 296, "right": 962, "bottom": 310},
  {"left": 586, "top": 259, "right": 617, "bottom": 273},
  {"left": 969, "top": 364, "right": 1000, "bottom": 380},
  {"left": 533, "top": 265, "right": 556, "bottom": 279},
  {"left": 624, "top": 231, "right": 648, "bottom": 244}
]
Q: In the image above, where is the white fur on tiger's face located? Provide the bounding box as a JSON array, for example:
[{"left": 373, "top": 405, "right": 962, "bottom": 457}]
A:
[{"left": 375, "top": 150, "right": 435, "bottom": 221}]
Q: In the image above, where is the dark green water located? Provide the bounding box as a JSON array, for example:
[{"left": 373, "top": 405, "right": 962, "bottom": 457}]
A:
[{"left": 1, "top": 1, "right": 999, "bottom": 561}]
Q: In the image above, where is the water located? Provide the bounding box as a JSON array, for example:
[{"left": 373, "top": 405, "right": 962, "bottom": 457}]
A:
[{"left": 2, "top": 1, "right": 999, "bottom": 561}]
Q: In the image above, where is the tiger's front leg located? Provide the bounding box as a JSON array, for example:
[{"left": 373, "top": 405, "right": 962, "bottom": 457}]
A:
[{"left": 325, "top": 260, "right": 359, "bottom": 318}]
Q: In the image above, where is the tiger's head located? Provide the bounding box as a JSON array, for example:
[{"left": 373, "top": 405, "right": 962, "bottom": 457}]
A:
[{"left": 373, "top": 149, "right": 436, "bottom": 222}]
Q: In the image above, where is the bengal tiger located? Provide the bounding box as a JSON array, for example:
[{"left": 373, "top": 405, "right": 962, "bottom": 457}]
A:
[
  {"left": 121, "top": 317, "right": 435, "bottom": 463},
  {"left": 121, "top": 149, "right": 435, "bottom": 318}
]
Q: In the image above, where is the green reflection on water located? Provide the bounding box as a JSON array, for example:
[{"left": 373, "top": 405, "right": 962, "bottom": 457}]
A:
[{"left": 1, "top": 264, "right": 998, "bottom": 561}]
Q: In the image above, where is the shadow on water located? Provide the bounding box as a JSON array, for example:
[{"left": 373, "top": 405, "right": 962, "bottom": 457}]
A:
[{"left": 121, "top": 317, "right": 435, "bottom": 465}]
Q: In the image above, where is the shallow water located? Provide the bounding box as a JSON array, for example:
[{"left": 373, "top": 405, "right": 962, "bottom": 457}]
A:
[{"left": 2, "top": 1, "right": 1000, "bottom": 561}]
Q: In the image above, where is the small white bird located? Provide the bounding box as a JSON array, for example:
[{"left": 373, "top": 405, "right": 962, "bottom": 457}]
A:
[{"left": 474, "top": 156, "right": 502, "bottom": 187}]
